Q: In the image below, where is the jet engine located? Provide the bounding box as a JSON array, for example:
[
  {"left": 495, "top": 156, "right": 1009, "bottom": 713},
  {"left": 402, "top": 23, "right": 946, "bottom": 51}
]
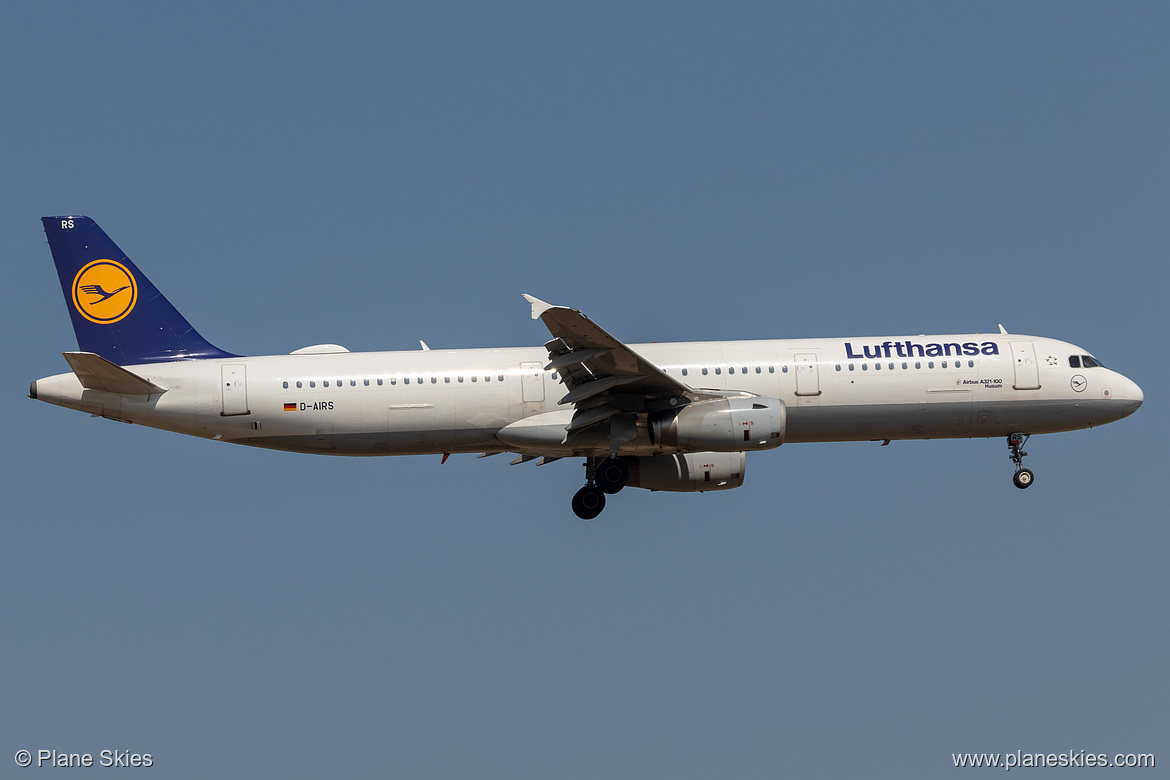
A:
[
  {"left": 650, "top": 397, "right": 785, "bottom": 452},
  {"left": 626, "top": 452, "right": 746, "bottom": 492}
]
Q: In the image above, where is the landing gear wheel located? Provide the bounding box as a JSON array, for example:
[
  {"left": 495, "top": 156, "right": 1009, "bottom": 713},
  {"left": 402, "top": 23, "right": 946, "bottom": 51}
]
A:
[
  {"left": 1007, "top": 433, "right": 1034, "bottom": 490},
  {"left": 572, "top": 485, "right": 606, "bottom": 520},
  {"left": 594, "top": 457, "right": 629, "bottom": 495}
]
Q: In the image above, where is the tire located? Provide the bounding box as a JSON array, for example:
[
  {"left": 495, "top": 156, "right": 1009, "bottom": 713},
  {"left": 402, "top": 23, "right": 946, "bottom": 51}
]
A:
[
  {"left": 595, "top": 457, "right": 629, "bottom": 495},
  {"left": 1013, "top": 468, "right": 1034, "bottom": 489},
  {"left": 571, "top": 485, "right": 606, "bottom": 520}
]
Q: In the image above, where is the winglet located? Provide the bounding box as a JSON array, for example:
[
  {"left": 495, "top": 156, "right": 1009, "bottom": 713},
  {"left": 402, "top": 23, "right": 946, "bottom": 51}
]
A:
[
  {"left": 522, "top": 294, "right": 556, "bottom": 320},
  {"left": 998, "top": 324, "right": 1009, "bottom": 335}
]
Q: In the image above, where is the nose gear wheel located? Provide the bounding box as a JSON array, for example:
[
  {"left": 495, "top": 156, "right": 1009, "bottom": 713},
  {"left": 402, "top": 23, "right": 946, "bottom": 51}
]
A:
[{"left": 1007, "top": 433, "right": 1034, "bottom": 489}]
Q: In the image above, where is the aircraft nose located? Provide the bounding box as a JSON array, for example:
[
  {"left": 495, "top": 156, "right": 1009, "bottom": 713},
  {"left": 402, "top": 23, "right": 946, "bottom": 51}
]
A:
[
  {"left": 1117, "top": 374, "right": 1143, "bottom": 416},
  {"left": 1127, "top": 377, "right": 1143, "bottom": 408}
]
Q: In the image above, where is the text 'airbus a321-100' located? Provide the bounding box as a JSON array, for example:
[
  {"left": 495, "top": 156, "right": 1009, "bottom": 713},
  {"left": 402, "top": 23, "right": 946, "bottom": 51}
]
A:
[{"left": 30, "top": 217, "right": 1143, "bottom": 518}]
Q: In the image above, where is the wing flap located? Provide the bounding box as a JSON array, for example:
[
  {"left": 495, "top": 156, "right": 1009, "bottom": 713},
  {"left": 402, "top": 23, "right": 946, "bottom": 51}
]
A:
[
  {"left": 566, "top": 403, "right": 621, "bottom": 432},
  {"left": 559, "top": 375, "right": 642, "bottom": 406},
  {"left": 545, "top": 347, "right": 613, "bottom": 371}
]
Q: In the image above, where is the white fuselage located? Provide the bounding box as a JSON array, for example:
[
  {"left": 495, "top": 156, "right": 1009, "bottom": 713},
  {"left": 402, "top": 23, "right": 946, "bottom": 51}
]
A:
[{"left": 31, "top": 333, "right": 1144, "bottom": 458}]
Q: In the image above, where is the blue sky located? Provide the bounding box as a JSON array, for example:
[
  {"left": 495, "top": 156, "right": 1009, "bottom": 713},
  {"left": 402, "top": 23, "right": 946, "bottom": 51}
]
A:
[{"left": 2, "top": 2, "right": 1165, "bottom": 777}]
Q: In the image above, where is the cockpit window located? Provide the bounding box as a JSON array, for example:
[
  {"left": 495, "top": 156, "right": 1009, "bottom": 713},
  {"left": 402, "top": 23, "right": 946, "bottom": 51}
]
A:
[
  {"left": 1081, "top": 355, "right": 1101, "bottom": 368},
  {"left": 1069, "top": 355, "right": 1081, "bottom": 368}
]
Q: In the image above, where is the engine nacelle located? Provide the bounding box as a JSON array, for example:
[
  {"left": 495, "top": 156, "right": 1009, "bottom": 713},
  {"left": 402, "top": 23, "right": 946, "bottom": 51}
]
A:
[
  {"left": 626, "top": 452, "right": 746, "bottom": 492},
  {"left": 650, "top": 397, "right": 785, "bottom": 452}
]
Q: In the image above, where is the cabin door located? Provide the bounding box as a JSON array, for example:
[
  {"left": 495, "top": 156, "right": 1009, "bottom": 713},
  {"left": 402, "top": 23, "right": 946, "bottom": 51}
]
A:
[
  {"left": 1009, "top": 341, "right": 1041, "bottom": 390},
  {"left": 221, "top": 364, "right": 250, "bottom": 416}
]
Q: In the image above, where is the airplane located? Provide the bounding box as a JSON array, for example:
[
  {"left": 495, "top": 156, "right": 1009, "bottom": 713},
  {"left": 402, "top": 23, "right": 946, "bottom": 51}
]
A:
[{"left": 30, "top": 216, "right": 1143, "bottom": 519}]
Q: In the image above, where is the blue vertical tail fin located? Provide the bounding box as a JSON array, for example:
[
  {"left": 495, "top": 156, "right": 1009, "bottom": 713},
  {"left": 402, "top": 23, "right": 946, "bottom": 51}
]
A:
[{"left": 42, "top": 216, "right": 237, "bottom": 365}]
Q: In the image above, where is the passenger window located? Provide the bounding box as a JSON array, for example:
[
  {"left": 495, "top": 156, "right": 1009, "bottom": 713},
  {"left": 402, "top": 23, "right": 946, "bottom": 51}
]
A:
[
  {"left": 862, "top": 363, "right": 868, "bottom": 371},
  {"left": 967, "top": 360, "right": 974, "bottom": 368},
  {"left": 741, "top": 367, "right": 747, "bottom": 374},
  {"left": 889, "top": 363, "right": 894, "bottom": 370},
  {"left": 702, "top": 368, "right": 708, "bottom": 376},
  {"left": 928, "top": 362, "right": 934, "bottom": 369},
  {"left": 458, "top": 376, "right": 464, "bottom": 383},
  {"left": 875, "top": 362, "right": 881, "bottom": 370},
  {"left": 498, "top": 375, "right": 504, "bottom": 382},
  {"left": 715, "top": 368, "right": 721, "bottom": 375},
  {"left": 350, "top": 380, "right": 356, "bottom": 387},
  {"left": 310, "top": 381, "right": 316, "bottom": 388},
  {"left": 363, "top": 379, "right": 369, "bottom": 386},
  {"left": 1069, "top": 355, "right": 1081, "bottom": 368},
  {"left": 769, "top": 366, "right": 775, "bottom": 373},
  {"left": 444, "top": 377, "right": 450, "bottom": 383},
  {"left": 404, "top": 378, "right": 410, "bottom": 384},
  {"left": 296, "top": 381, "right": 302, "bottom": 388},
  {"left": 848, "top": 364, "right": 855, "bottom": 371},
  {"left": 378, "top": 378, "right": 385, "bottom": 386},
  {"left": 681, "top": 368, "right": 688, "bottom": 376},
  {"left": 323, "top": 380, "right": 329, "bottom": 387},
  {"left": 337, "top": 379, "right": 342, "bottom": 386},
  {"left": 941, "top": 361, "right": 947, "bottom": 368},
  {"left": 835, "top": 364, "right": 841, "bottom": 371},
  {"left": 471, "top": 376, "right": 477, "bottom": 382},
  {"left": 901, "top": 362, "right": 908, "bottom": 370},
  {"left": 282, "top": 381, "right": 288, "bottom": 389},
  {"left": 755, "top": 366, "right": 761, "bottom": 374},
  {"left": 431, "top": 377, "right": 437, "bottom": 384},
  {"left": 915, "top": 362, "right": 921, "bottom": 369}
]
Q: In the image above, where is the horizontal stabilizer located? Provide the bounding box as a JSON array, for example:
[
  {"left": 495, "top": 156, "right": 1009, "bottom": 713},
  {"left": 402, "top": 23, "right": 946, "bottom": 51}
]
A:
[{"left": 62, "top": 352, "right": 166, "bottom": 395}]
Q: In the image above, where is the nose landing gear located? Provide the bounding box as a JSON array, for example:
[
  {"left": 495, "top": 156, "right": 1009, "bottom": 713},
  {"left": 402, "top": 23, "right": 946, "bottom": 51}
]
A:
[{"left": 1008, "top": 432, "right": 1034, "bottom": 489}]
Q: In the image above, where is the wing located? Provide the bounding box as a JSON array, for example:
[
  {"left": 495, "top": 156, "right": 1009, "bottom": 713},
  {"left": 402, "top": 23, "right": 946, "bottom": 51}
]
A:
[{"left": 522, "top": 294, "right": 706, "bottom": 450}]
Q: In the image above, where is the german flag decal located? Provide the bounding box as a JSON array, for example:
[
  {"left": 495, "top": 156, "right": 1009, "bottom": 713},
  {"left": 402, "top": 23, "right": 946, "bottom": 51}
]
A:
[{"left": 284, "top": 403, "right": 297, "bottom": 411}]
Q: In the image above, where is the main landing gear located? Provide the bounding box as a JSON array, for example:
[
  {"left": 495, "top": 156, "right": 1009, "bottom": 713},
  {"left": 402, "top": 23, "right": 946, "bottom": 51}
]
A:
[
  {"left": 571, "top": 457, "right": 630, "bottom": 519},
  {"left": 1008, "top": 432, "right": 1034, "bottom": 489}
]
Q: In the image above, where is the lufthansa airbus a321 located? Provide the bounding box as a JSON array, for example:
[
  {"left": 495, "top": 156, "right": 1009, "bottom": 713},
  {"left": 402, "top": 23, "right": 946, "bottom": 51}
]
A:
[{"left": 30, "top": 217, "right": 1143, "bottom": 518}]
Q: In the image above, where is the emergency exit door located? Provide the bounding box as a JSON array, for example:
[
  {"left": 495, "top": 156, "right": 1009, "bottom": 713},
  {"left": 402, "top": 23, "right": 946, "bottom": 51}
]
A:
[
  {"left": 794, "top": 353, "right": 821, "bottom": 396},
  {"left": 520, "top": 362, "right": 545, "bottom": 403}
]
